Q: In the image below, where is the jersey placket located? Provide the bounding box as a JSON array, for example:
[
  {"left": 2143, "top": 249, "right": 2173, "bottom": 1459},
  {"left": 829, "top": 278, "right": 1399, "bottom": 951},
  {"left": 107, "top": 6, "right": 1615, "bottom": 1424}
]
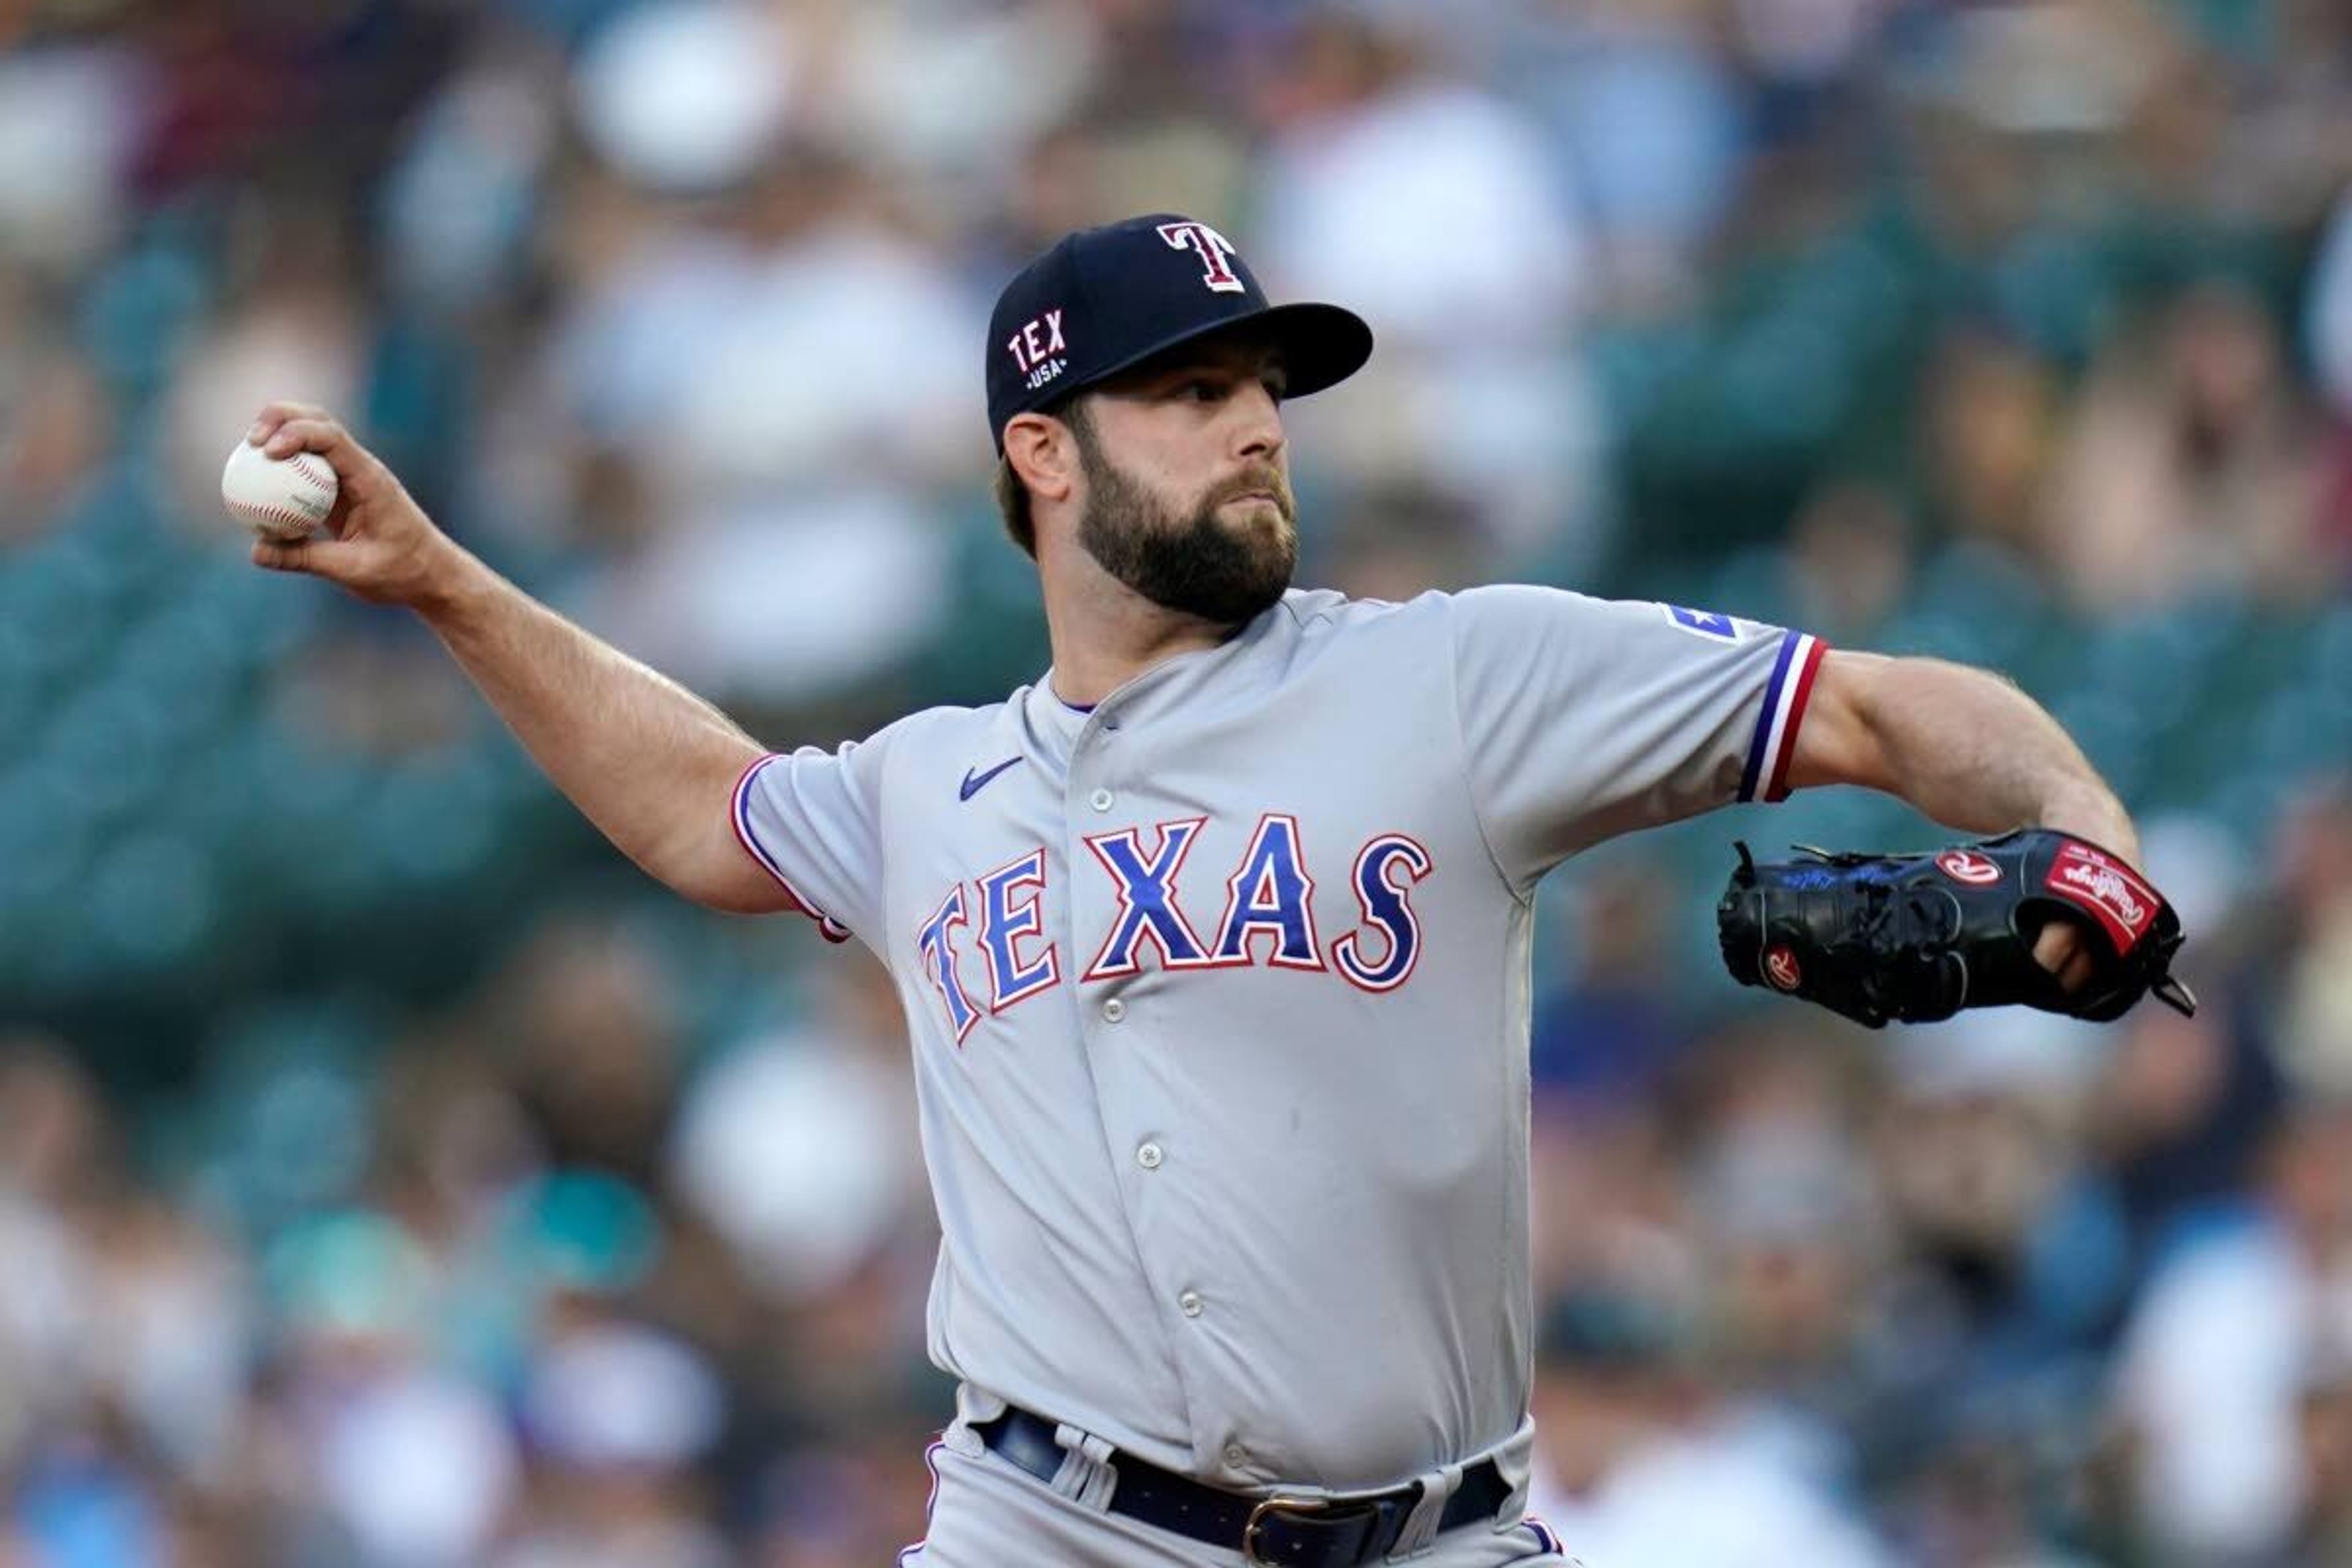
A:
[{"left": 1057, "top": 673, "right": 1248, "bottom": 1479}]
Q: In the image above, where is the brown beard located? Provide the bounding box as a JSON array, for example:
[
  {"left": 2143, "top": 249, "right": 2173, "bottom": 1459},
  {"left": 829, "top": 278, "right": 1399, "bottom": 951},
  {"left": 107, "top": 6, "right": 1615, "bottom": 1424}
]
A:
[{"left": 1072, "top": 412, "right": 1297, "bottom": 627}]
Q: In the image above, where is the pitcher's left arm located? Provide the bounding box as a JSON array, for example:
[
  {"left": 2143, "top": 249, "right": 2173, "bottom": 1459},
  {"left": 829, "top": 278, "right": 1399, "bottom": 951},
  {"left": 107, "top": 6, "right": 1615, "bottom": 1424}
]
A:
[{"left": 1787, "top": 650, "right": 2136, "bottom": 989}]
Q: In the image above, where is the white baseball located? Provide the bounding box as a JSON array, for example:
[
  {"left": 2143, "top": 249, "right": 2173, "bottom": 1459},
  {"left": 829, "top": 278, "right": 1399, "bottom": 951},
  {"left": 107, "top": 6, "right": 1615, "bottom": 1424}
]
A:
[{"left": 221, "top": 438, "right": 338, "bottom": 541}]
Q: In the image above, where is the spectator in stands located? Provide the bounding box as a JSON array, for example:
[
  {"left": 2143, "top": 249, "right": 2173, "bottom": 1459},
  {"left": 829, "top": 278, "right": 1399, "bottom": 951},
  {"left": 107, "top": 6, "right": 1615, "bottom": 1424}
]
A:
[
  {"left": 2112, "top": 1096, "right": 2352, "bottom": 1560},
  {"left": 2044, "top": 279, "right": 2326, "bottom": 614}
]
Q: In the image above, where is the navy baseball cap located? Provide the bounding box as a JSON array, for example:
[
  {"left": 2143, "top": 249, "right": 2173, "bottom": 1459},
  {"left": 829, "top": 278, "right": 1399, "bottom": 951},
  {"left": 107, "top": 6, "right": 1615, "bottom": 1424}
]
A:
[{"left": 986, "top": 213, "right": 1373, "bottom": 452}]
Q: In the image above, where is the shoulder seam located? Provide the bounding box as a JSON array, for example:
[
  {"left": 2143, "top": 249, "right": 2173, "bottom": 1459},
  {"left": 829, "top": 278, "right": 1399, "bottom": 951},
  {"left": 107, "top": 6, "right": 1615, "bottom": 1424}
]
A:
[
  {"left": 870, "top": 693, "right": 1020, "bottom": 899},
  {"left": 1278, "top": 591, "right": 1351, "bottom": 631},
  {"left": 1441, "top": 593, "right": 1526, "bottom": 903}
]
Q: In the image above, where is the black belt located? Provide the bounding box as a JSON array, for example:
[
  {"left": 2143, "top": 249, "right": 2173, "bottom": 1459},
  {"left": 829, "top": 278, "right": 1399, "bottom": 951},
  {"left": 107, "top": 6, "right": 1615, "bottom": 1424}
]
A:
[{"left": 974, "top": 1406, "right": 1513, "bottom": 1567}]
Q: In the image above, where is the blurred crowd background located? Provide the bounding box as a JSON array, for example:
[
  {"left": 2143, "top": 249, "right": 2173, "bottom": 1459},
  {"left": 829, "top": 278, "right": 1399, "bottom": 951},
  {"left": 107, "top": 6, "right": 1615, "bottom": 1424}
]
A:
[{"left": 3, "top": 0, "right": 2352, "bottom": 1563}]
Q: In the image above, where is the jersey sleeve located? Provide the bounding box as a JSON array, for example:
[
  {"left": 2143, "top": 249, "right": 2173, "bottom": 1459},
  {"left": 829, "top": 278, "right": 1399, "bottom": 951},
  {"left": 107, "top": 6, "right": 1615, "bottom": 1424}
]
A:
[
  {"left": 1446, "top": 586, "right": 1826, "bottom": 889},
  {"left": 729, "top": 731, "right": 895, "bottom": 946}
]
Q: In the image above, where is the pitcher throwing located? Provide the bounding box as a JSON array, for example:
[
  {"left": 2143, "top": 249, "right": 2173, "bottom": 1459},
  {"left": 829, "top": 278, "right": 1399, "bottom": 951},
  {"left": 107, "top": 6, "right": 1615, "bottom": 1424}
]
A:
[{"left": 243, "top": 213, "right": 2184, "bottom": 1567}]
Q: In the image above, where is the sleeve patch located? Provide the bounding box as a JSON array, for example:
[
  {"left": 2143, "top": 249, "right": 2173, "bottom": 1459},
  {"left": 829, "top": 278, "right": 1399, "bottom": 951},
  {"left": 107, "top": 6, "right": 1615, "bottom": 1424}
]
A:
[{"left": 1664, "top": 605, "right": 1739, "bottom": 641}]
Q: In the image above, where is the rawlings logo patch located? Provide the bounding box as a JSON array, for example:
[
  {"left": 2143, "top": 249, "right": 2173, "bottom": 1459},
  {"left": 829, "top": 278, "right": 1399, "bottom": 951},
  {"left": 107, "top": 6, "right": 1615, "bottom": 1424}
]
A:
[
  {"left": 2045, "top": 842, "right": 2157, "bottom": 954},
  {"left": 1764, "top": 945, "right": 1803, "bottom": 990},
  {"left": 1936, "top": 850, "right": 2002, "bottom": 886}
]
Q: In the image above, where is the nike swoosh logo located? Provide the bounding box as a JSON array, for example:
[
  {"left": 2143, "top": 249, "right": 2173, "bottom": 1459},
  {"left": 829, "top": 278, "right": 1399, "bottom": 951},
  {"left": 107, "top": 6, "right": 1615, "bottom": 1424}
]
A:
[{"left": 959, "top": 757, "right": 1021, "bottom": 802}]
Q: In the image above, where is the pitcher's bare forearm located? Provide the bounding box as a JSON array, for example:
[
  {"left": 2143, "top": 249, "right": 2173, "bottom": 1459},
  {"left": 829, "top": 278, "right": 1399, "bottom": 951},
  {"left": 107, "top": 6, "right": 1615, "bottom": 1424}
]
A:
[
  {"left": 239, "top": 402, "right": 790, "bottom": 913},
  {"left": 1793, "top": 652, "right": 2139, "bottom": 862},
  {"left": 414, "top": 549, "right": 782, "bottom": 909}
]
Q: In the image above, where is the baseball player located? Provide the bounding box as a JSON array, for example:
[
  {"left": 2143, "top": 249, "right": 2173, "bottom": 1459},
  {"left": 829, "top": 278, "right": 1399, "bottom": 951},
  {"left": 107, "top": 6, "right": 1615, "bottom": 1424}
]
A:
[{"left": 243, "top": 213, "right": 2180, "bottom": 1566}]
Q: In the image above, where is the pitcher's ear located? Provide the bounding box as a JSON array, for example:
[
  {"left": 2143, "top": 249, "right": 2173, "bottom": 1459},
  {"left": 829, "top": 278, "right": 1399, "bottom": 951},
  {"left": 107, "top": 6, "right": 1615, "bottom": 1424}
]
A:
[{"left": 1004, "top": 409, "right": 1077, "bottom": 503}]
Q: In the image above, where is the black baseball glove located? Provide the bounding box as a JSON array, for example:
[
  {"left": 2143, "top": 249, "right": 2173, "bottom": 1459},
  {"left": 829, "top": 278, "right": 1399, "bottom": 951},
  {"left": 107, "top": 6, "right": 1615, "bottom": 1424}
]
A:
[{"left": 1716, "top": 828, "right": 2196, "bottom": 1028}]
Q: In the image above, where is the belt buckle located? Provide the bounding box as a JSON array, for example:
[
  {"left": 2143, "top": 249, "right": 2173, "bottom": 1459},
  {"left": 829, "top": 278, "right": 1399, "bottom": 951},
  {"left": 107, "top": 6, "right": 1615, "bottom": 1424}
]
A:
[{"left": 1243, "top": 1495, "right": 1330, "bottom": 1566}]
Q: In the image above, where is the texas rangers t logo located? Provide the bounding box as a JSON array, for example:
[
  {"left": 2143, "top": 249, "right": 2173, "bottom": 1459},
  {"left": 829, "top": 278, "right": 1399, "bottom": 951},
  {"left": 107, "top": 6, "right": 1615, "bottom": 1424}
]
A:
[{"left": 1157, "top": 221, "right": 1245, "bottom": 293}]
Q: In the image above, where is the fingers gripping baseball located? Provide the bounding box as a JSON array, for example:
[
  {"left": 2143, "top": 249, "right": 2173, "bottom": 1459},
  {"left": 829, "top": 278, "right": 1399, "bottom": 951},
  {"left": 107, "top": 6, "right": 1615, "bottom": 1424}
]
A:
[{"left": 242, "top": 404, "right": 451, "bottom": 606}]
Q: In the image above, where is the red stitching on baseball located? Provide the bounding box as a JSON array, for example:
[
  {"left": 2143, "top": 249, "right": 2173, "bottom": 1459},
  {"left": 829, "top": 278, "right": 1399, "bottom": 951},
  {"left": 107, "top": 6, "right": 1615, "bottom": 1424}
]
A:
[{"left": 230, "top": 501, "right": 317, "bottom": 529}]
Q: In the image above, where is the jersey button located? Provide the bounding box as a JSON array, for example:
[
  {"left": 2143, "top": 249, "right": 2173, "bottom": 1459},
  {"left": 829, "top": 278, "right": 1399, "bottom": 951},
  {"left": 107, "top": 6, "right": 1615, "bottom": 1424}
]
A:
[
  {"left": 1089, "top": 788, "right": 1114, "bottom": 812},
  {"left": 1178, "top": 1291, "right": 1204, "bottom": 1318},
  {"left": 1101, "top": 998, "right": 1125, "bottom": 1023},
  {"left": 1136, "top": 1141, "right": 1163, "bottom": 1170}
]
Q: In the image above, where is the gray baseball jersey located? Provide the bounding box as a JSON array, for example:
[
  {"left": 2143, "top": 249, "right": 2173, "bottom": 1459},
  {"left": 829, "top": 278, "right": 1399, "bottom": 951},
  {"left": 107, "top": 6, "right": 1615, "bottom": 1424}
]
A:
[{"left": 732, "top": 586, "right": 1823, "bottom": 1493}]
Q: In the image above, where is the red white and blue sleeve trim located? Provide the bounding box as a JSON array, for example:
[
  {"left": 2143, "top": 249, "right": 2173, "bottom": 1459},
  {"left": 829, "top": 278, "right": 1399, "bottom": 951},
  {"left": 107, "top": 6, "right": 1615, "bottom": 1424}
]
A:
[
  {"left": 730, "top": 753, "right": 853, "bottom": 943},
  {"left": 1737, "top": 630, "right": 1827, "bottom": 804}
]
